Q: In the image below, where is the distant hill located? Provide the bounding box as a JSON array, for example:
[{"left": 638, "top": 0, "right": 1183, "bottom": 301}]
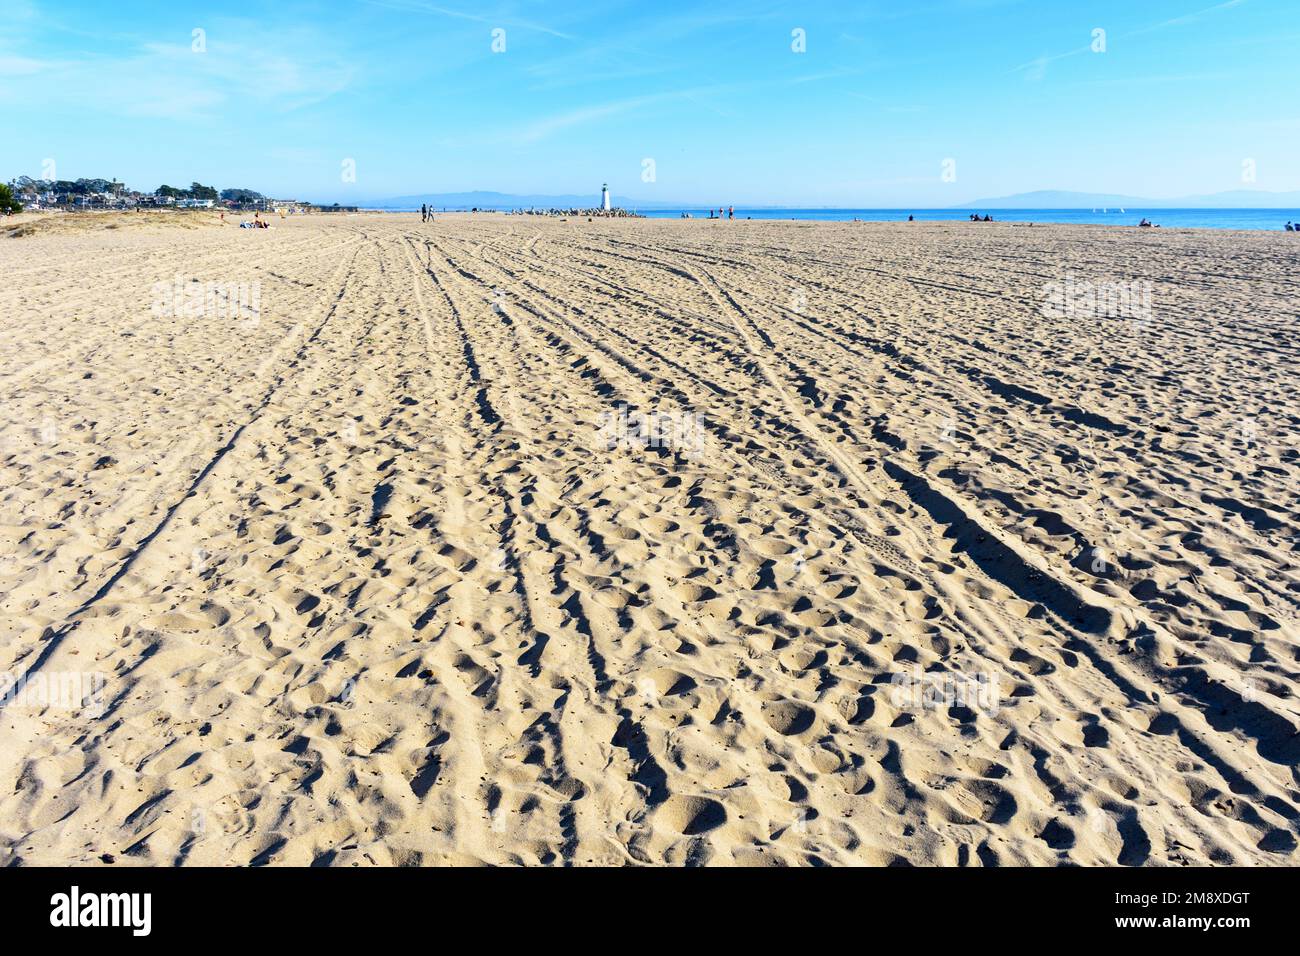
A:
[
  {"left": 957, "top": 189, "right": 1300, "bottom": 209},
  {"left": 370, "top": 190, "right": 681, "bottom": 210}
]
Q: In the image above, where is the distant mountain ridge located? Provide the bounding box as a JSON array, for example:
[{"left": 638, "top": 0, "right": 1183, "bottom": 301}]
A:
[{"left": 957, "top": 189, "right": 1300, "bottom": 209}]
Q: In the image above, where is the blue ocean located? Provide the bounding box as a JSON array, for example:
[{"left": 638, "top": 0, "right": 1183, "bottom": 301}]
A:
[{"left": 632, "top": 208, "right": 1300, "bottom": 231}]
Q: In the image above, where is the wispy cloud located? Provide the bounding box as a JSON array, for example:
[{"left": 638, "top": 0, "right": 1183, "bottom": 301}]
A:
[
  {"left": 0, "top": 31, "right": 355, "bottom": 119},
  {"left": 483, "top": 97, "right": 646, "bottom": 145},
  {"left": 0, "top": 55, "right": 53, "bottom": 75},
  {"left": 440, "top": 83, "right": 750, "bottom": 147},
  {"left": 1013, "top": 0, "right": 1250, "bottom": 80},
  {"left": 458, "top": 62, "right": 885, "bottom": 147},
  {"left": 363, "top": 0, "right": 576, "bottom": 40},
  {"left": 1133, "top": 0, "right": 1249, "bottom": 34},
  {"left": 788, "top": 67, "right": 864, "bottom": 86},
  {"left": 513, "top": 98, "right": 647, "bottom": 142}
]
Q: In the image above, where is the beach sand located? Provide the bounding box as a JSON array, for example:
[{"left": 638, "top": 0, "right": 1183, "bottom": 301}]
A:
[{"left": 1, "top": 212, "right": 1296, "bottom": 866}]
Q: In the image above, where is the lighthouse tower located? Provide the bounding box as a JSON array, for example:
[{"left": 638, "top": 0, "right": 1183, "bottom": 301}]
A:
[{"left": 601, "top": 183, "right": 611, "bottom": 211}]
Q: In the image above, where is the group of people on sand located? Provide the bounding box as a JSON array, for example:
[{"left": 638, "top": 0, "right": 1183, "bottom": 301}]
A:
[
  {"left": 421, "top": 204, "right": 435, "bottom": 222},
  {"left": 706, "top": 206, "right": 736, "bottom": 219},
  {"left": 969, "top": 213, "right": 994, "bottom": 221}
]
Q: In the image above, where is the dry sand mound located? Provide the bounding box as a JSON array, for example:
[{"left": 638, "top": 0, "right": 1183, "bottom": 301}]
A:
[{"left": 2, "top": 209, "right": 223, "bottom": 239}]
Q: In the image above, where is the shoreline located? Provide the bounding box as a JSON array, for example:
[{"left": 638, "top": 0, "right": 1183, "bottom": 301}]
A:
[
  {"left": 371, "top": 208, "right": 1300, "bottom": 232},
  {"left": 8, "top": 207, "right": 1295, "bottom": 238}
]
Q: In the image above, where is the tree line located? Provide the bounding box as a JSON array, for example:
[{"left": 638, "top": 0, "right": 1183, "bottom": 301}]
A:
[{"left": 7, "top": 176, "right": 267, "bottom": 205}]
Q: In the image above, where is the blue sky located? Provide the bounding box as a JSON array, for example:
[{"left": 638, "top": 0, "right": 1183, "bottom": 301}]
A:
[{"left": 2, "top": 0, "right": 1296, "bottom": 205}]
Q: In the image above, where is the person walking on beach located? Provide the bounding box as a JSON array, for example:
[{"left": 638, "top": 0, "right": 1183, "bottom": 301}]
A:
[
  {"left": 728, "top": 206, "right": 734, "bottom": 220},
  {"left": 421, "top": 203, "right": 427, "bottom": 223}
]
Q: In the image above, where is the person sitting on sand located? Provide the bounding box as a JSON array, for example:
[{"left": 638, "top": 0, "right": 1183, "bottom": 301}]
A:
[
  {"left": 1139, "top": 218, "right": 1152, "bottom": 227},
  {"left": 1287, "top": 221, "right": 1295, "bottom": 231}
]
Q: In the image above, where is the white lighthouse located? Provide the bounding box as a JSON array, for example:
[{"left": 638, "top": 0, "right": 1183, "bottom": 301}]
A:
[{"left": 601, "top": 183, "right": 611, "bottom": 211}]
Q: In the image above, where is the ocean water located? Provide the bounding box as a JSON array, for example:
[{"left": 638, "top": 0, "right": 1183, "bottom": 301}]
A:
[{"left": 633, "top": 208, "right": 1300, "bottom": 231}]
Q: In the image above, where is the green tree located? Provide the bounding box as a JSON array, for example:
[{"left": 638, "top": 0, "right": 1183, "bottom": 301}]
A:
[
  {"left": 0, "top": 183, "right": 23, "bottom": 214},
  {"left": 220, "top": 188, "right": 263, "bottom": 203}
]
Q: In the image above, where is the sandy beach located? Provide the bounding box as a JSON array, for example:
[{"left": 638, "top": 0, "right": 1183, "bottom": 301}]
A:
[{"left": 0, "top": 211, "right": 1296, "bottom": 866}]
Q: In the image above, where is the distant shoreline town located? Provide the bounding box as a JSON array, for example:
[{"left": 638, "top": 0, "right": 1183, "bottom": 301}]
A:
[{"left": 2, "top": 176, "right": 356, "bottom": 214}]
